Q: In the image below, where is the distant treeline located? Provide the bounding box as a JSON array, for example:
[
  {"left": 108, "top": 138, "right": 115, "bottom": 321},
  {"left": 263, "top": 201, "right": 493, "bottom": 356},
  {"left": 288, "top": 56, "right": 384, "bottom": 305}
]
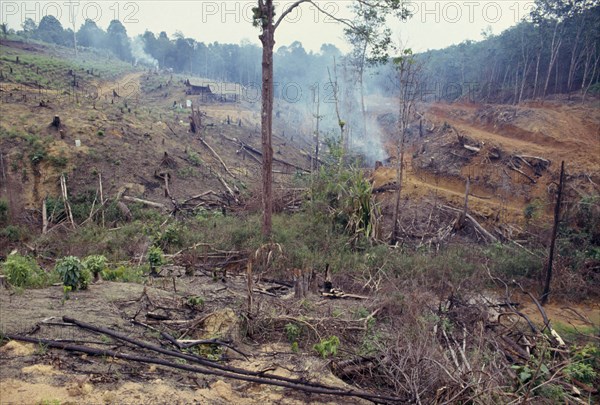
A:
[
  {"left": 414, "top": 0, "right": 600, "bottom": 103},
  {"left": 3, "top": 0, "right": 599, "bottom": 104},
  {"left": 4, "top": 16, "right": 343, "bottom": 94}
]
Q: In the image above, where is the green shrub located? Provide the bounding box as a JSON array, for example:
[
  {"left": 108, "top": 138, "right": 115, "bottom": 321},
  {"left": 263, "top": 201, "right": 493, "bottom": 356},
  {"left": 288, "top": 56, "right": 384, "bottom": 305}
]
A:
[
  {"left": 55, "top": 256, "right": 90, "bottom": 290},
  {"left": 0, "top": 198, "right": 8, "bottom": 224},
  {"left": 187, "top": 151, "right": 202, "bottom": 166},
  {"left": 157, "top": 223, "right": 184, "bottom": 249},
  {"left": 564, "top": 363, "right": 597, "bottom": 384},
  {"left": 1, "top": 253, "right": 46, "bottom": 288},
  {"left": 148, "top": 246, "right": 164, "bottom": 273},
  {"left": 284, "top": 322, "right": 301, "bottom": 343},
  {"left": 313, "top": 335, "right": 340, "bottom": 358},
  {"left": 101, "top": 265, "right": 146, "bottom": 283},
  {"left": 47, "top": 153, "right": 68, "bottom": 168},
  {"left": 187, "top": 296, "right": 205, "bottom": 308},
  {"left": 82, "top": 255, "right": 107, "bottom": 280},
  {"left": 484, "top": 244, "right": 543, "bottom": 279},
  {"left": 1, "top": 225, "right": 22, "bottom": 242},
  {"left": 564, "top": 344, "right": 600, "bottom": 384}
]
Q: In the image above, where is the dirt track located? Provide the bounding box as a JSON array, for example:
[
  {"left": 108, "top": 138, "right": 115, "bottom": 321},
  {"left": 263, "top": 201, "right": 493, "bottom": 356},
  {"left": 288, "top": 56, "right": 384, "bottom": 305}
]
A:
[
  {"left": 0, "top": 277, "right": 367, "bottom": 405},
  {"left": 371, "top": 99, "right": 600, "bottom": 227}
]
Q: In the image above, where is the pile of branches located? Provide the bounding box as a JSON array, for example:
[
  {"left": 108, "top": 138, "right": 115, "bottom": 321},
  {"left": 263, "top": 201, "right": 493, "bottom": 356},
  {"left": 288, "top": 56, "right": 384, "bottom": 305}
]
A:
[
  {"left": 5, "top": 315, "right": 403, "bottom": 404},
  {"left": 327, "top": 280, "right": 598, "bottom": 404}
]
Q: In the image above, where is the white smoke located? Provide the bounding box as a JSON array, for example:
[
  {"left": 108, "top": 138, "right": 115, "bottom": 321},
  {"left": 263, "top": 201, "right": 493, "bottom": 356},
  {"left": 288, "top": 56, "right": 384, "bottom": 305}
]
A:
[
  {"left": 350, "top": 116, "right": 387, "bottom": 165},
  {"left": 131, "top": 36, "right": 158, "bottom": 67}
]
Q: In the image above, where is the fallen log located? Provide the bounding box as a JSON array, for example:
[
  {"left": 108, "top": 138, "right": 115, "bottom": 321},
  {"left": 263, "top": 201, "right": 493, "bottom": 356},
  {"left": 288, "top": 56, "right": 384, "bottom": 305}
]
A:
[
  {"left": 442, "top": 205, "right": 498, "bottom": 243},
  {"left": 222, "top": 135, "right": 309, "bottom": 173},
  {"left": 508, "top": 161, "right": 536, "bottom": 184},
  {"left": 372, "top": 183, "right": 399, "bottom": 193},
  {"left": 12, "top": 316, "right": 403, "bottom": 403},
  {"left": 181, "top": 190, "right": 220, "bottom": 205},
  {"left": 198, "top": 136, "right": 235, "bottom": 178},
  {"left": 5, "top": 333, "right": 402, "bottom": 403},
  {"left": 463, "top": 144, "right": 480, "bottom": 153},
  {"left": 212, "top": 170, "right": 238, "bottom": 203},
  {"left": 122, "top": 196, "right": 167, "bottom": 210},
  {"left": 322, "top": 289, "right": 369, "bottom": 300},
  {"left": 515, "top": 155, "right": 550, "bottom": 165}
]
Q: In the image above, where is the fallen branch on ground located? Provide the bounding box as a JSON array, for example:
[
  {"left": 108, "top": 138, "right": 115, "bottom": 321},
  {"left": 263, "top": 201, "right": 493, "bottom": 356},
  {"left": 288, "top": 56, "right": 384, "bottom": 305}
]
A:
[{"left": 6, "top": 317, "right": 404, "bottom": 403}]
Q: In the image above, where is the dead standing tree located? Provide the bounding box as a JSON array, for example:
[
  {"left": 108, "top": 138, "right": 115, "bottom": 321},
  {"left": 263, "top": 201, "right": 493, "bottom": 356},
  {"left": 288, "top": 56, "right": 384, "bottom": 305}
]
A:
[
  {"left": 540, "top": 161, "right": 565, "bottom": 305},
  {"left": 253, "top": 0, "right": 410, "bottom": 238},
  {"left": 391, "top": 48, "right": 420, "bottom": 245}
]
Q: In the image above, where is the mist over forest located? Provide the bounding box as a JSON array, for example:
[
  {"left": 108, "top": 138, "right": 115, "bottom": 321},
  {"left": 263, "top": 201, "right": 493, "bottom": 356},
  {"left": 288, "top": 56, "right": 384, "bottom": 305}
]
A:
[
  {"left": 4, "top": 0, "right": 599, "bottom": 104},
  {"left": 2, "top": 0, "right": 597, "bottom": 163}
]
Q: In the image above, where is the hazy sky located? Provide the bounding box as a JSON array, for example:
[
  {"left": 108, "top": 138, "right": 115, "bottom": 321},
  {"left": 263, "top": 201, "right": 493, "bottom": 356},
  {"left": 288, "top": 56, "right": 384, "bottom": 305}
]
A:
[{"left": 1, "top": 1, "right": 532, "bottom": 52}]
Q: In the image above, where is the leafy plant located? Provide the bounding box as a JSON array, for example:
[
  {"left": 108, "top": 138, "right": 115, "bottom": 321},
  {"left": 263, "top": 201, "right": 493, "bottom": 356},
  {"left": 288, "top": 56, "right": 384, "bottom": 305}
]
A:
[
  {"left": 564, "top": 362, "right": 597, "bottom": 384},
  {"left": 0, "top": 198, "right": 8, "bottom": 224},
  {"left": 284, "top": 322, "right": 301, "bottom": 343},
  {"left": 62, "top": 285, "right": 72, "bottom": 302},
  {"left": 55, "top": 256, "right": 90, "bottom": 290},
  {"left": 1, "top": 253, "right": 45, "bottom": 288},
  {"left": 187, "top": 151, "right": 203, "bottom": 166},
  {"left": 187, "top": 296, "right": 205, "bottom": 308},
  {"left": 101, "top": 265, "right": 146, "bottom": 283},
  {"left": 147, "top": 246, "right": 164, "bottom": 274},
  {"left": 158, "top": 223, "right": 184, "bottom": 249},
  {"left": 82, "top": 254, "right": 107, "bottom": 281},
  {"left": 564, "top": 344, "right": 600, "bottom": 384},
  {"left": 1, "top": 225, "right": 22, "bottom": 242},
  {"left": 313, "top": 335, "right": 340, "bottom": 358}
]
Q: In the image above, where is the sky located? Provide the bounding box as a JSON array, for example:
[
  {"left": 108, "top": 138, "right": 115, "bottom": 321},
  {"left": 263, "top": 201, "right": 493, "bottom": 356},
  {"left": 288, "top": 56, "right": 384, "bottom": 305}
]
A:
[{"left": 1, "top": 1, "right": 532, "bottom": 53}]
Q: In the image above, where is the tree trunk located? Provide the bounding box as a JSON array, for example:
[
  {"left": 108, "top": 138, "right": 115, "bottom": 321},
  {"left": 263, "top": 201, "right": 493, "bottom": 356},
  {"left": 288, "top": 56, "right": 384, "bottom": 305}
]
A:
[
  {"left": 390, "top": 134, "right": 405, "bottom": 245},
  {"left": 359, "top": 40, "right": 368, "bottom": 142},
  {"left": 533, "top": 48, "right": 541, "bottom": 99},
  {"left": 541, "top": 161, "right": 565, "bottom": 305},
  {"left": 542, "top": 22, "right": 562, "bottom": 100},
  {"left": 259, "top": 5, "right": 275, "bottom": 238}
]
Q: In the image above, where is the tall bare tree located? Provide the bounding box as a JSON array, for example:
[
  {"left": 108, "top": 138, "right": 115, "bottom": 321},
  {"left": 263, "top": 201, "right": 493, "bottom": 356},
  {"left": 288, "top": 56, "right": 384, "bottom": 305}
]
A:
[
  {"left": 390, "top": 48, "right": 420, "bottom": 245},
  {"left": 253, "top": 0, "right": 410, "bottom": 238},
  {"left": 344, "top": 2, "right": 407, "bottom": 142}
]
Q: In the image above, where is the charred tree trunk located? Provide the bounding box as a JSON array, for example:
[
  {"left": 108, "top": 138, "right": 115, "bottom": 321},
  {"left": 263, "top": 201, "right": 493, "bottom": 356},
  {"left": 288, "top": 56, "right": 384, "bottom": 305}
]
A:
[
  {"left": 390, "top": 133, "right": 405, "bottom": 245},
  {"left": 541, "top": 161, "right": 565, "bottom": 305},
  {"left": 259, "top": 4, "right": 275, "bottom": 238}
]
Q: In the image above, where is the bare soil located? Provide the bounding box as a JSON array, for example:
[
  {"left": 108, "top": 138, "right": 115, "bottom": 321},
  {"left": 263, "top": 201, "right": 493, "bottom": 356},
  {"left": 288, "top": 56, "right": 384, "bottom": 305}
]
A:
[{"left": 0, "top": 274, "right": 370, "bottom": 405}]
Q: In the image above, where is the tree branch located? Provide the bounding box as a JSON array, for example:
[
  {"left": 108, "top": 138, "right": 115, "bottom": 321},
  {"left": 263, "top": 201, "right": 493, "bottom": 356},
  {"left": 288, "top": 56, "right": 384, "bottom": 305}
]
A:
[
  {"left": 307, "top": 1, "right": 356, "bottom": 30},
  {"left": 275, "top": 0, "right": 308, "bottom": 30}
]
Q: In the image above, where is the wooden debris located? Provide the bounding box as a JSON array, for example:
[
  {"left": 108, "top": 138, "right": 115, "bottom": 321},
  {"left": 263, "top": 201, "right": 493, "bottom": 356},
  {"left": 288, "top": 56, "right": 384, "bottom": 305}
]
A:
[
  {"left": 198, "top": 136, "right": 235, "bottom": 178},
  {"left": 122, "top": 196, "right": 167, "bottom": 210},
  {"left": 60, "top": 174, "right": 75, "bottom": 229},
  {"left": 442, "top": 205, "right": 498, "bottom": 243},
  {"left": 321, "top": 289, "right": 369, "bottom": 300},
  {"left": 6, "top": 331, "right": 400, "bottom": 404}
]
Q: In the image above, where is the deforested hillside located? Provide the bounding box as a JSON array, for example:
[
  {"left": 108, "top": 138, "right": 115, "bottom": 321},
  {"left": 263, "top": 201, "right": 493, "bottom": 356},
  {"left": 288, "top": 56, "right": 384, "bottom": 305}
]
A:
[{"left": 1, "top": 1, "right": 599, "bottom": 403}]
